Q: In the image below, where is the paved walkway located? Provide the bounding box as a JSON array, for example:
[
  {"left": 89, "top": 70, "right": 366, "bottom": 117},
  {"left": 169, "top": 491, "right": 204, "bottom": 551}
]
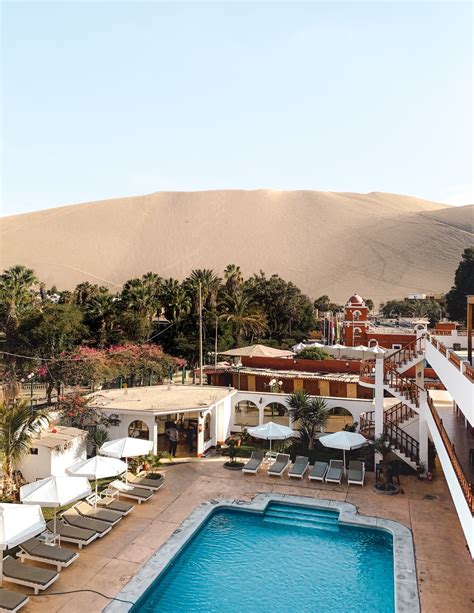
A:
[{"left": 12, "top": 457, "right": 474, "bottom": 613}]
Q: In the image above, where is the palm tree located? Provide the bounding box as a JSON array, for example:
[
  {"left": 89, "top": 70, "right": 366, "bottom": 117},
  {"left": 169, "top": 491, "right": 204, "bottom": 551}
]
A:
[
  {"left": 74, "top": 281, "right": 97, "bottom": 307},
  {"left": 372, "top": 436, "right": 394, "bottom": 488},
  {"left": 186, "top": 269, "right": 221, "bottom": 311},
  {"left": 220, "top": 291, "right": 268, "bottom": 343},
  {"left": 223, "top": 264, "right": 243, "bottom": 293},
  {"left": 0, "top": 400, "right": 49, "bottom": 497},
  {"left": 286, "top": 392, "right": 328, "bottom": 450},
  {"left": 120, "top": 278, "right": 160, "bottom": 325},
  {"left": 85, "top": 293, "right": 116, "bottom": 346},
  {"left": 160, "top": 279, "right": 192, "bottom": 324},
  {"left": 88, "top": 426, "right": 110, "bottom": 456}
]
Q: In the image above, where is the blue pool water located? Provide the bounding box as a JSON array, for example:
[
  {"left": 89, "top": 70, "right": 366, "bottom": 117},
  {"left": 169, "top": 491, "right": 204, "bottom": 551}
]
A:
[{"left": 133, "top": 503, "right": 394, "bottom": 613}]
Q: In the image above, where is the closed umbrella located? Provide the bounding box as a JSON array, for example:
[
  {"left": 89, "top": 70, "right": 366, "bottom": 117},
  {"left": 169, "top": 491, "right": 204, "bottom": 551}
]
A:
[
  {"left": 247, "top": 421, "right": 293, "bottom": 453},
  {"left": 20, "top": 475, "right": 91, "bottom": 535},
  {"left": 0, "top": 503, "right": 45, "bottom": 586},
  {"left": 319, "top": 431, "right": 369, "bottom": 473},
  {"left": 67, "top": 456, "right": 128, "bottom": 505},
  {"left": 100, "top": 437, "right": 153, "bottom": 483}
]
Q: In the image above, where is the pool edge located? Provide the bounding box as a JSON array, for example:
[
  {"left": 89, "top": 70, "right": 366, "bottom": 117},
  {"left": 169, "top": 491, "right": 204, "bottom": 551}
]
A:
[{"left": 103, "top": 493, "right": 420, "bottom": 613}]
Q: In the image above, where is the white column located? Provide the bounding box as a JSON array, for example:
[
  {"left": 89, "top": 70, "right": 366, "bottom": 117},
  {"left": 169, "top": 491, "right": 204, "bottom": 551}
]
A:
[
  {"left": 374, "top": 355, "right": 385, "bottom": 439},
  {"left": 418, "top": 391, "right": 429, "bottom": 468},
  {"left": 152, "top": 421, "right": 158, "bottom": 455},
  {"left": 197, "top": 413, "right": 204, "bottom": 456}
]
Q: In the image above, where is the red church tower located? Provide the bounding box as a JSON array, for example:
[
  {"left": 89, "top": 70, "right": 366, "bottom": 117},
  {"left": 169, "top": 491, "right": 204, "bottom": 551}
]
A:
[{"left": 343, "top": 294, "right": 369, "bottom": 346}]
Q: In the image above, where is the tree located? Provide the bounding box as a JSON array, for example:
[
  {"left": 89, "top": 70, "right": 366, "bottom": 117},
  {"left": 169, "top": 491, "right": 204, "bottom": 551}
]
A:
[
  {"left": 446, "top": 247, "right": 474, "bottom": 323},
  {"left": 0, "top": 400, "right": 49, "bottom": 497},
  {"left": 88, "top": 426, "right": 109, "bottom": 456},
  {"left": 286, "top": 391, "right": 328, "bottom": 450},
  {"left": 223, "top": 264, "right": 243, "bottom": 293},
  {"left": 372, "top": 435, "right": 393, "bottom": 488},
  {"left": 220, "top": 291, "right": 268, "bottom": 343},
  {"left": 297, "top": 347, "right": 331, "bottom": 360},
  {"left": 364, "top": 298, "right": 374, "bottom": 311},
  {"left": 85, "top": 293, "right": 116, "bottom": 346},
  {"left": 313, "top": 295, "right": 343, "bottom": 313}
]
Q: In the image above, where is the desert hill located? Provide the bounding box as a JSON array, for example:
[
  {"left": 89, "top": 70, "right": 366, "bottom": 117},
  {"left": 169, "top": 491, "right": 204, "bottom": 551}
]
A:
[{"left": 1, "top": 190, "right": 472, "bottom": 304}]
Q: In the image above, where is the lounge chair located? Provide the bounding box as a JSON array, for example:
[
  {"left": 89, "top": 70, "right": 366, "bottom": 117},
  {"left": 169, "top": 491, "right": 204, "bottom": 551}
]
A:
[
  {"left": 2, "top": 556, "right": 58, "bottom": 595},
  {"left": 18, "top": 538, "right": 78, "bottom": 572},
  {"left": 123, "top": 472, "right": 164, "bottom": 491},
  {"left": 74, "top": 501, "right": 122, "bottom": 525},
  {"left": 107, "top": 480, "right": 154, "bottom": 504},
  {"left": 267, "top": 454, "right": 290, "bottom": 477},
  {"left": 61, "top": 508, "right": 112, "bottom": 537},
  {"left": 46, "top": 520, "right": 97, "bottom": 549},
  {"left": 288, "top": 456, "right": 310, "bottom": 479},
  {"left": 242, "top": 452, "right": 264, "bottom": 474},
  {"left": 0, "top": 588, "right": 29, "bottom": 612},
  {"left": 347, "top": 460, "right": 365, "bottom": 486},
  {"left": 87, "top": 493, "right": 135, "bottom": 516},
  {"left": 325, "top": 460, "right": 344, "bottom": 484},
  {"left": 308, "top": 461, "right": 329, "bottom": 482}
]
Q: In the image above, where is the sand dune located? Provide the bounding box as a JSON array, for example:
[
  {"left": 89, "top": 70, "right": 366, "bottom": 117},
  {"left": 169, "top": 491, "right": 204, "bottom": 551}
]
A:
[{"left": 1, "top": 190, "right": 472, "bottom": 303}]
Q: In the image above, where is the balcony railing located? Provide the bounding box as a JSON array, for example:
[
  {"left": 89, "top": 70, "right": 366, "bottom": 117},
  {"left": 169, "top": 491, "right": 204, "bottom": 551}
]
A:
[
  {"left": 427, "top": 333, "right": 474, "bottom": 384},
  {"left": 427, "top": 395, "right": 474, "bottom": 514}
]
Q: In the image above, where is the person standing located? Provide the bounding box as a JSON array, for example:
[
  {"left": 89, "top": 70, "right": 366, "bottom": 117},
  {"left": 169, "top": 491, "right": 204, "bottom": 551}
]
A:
[
  {"left": 186, "top": 425, "right": 195, "bottom": 454},
  {"left": 165, "top": 423, "right": 179, "bottom": 457}
]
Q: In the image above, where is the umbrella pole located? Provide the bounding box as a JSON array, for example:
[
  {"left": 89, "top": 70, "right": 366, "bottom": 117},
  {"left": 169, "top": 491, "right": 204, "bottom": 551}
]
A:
[
  {"left": 0, "top": 546, "right": 3, "bottom": 587},
  {"left": 95, "top": 480, "right": 98, "bottom": 508},
  {"left": 343, "top": 449, "right": 346, "bottom": 475},
  {"left": 125, "top": 457, "right": 128, "bottom": 483},
  {"left": 269, "top": 439, "right": 272, "bottom": 453},
  {"left": 54, "top": 508, "right": 57, "bottom": 536}
]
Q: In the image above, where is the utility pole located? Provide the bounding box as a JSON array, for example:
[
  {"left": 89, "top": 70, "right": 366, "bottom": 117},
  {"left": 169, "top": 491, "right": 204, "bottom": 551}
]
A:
[{"left": 199, "top": 281, "right": 203, "bottom": 386}]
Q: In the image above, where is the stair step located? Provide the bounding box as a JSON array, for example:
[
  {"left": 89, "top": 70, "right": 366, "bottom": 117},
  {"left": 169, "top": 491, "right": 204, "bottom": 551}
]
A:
[
  {"left": 265, "top": 510, "right": 339, "bottom": 526},
  {"left": 263, "top": 515, "right": 340, "bottom": 532},
  {"left": 267, "top": 504, "right": 339, "bottom": 521}
]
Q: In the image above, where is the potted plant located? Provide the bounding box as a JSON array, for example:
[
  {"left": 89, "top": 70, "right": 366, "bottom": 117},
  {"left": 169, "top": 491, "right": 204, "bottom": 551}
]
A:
[
  {"left": 416, "top": 461, "right": 426, "bottom": 480},
  {"left": 223, "top": 439, "right": 244, "bottom": 470},
  {"left": 372, "top": 436, "right": 399, "bottom": 494}
]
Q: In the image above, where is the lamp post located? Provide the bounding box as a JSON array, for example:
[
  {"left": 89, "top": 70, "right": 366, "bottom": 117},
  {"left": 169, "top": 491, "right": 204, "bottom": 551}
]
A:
[{"left": 27, "top": 373, "right": 34, "bottom": 410}]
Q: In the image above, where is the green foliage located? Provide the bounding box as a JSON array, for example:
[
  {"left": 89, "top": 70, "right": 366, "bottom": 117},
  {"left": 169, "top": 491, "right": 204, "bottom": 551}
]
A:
[
  {"left": 380, "top": 298, "right": 443, "bottom": 323},
  {"left": 88, "top": 426, "right": 110, "bottom": 455},
  {"left": 0, "top": 400, "right": 49, "bottom": 496},
  {"left": 446, "top": 247, "right": 474, "bottom": 322},
  {"left": 297, "top": 347, "right": 331, "bottom": 360},
  {"left": 313, "top": 295, "right": 343, "bottom": 313},
  {"left": 286, "top": 392, "right": 328, "bottom": 450}
]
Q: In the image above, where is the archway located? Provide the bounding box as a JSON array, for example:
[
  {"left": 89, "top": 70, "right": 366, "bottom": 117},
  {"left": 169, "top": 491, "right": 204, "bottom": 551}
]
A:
[
  {"left": 204, "top": 413, "right": 211, "bottom": 442},
  {"left": 263, "top": 402, "right": 289, "bottom": 426},
  {"left": 326, "top": 407, "right": 354, "bottom": 432},
  {"left": 234, "top": 400, "right": 259, "bottom": 427},
  {"left": 128, "top": 420, "right": 149, "bottom": 440}
]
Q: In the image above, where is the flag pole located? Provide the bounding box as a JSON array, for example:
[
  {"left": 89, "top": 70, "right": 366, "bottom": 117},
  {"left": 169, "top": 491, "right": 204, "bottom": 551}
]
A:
[{"left": 199, "top": 282, "right": 203, "bottom": 386}]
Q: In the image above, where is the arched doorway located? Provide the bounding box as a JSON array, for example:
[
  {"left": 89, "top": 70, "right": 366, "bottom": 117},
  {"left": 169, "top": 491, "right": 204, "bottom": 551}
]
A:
[
  {"left": 263, "top": 402, "right": 289, "bottom": 426},
  {"left": 326, "top": 407, "right": 354, "bottom": 432},
  {"left": 128, "top": 420, "right": 149, "bottom": 440},
  {"left": 234, "top": 400, "right": 259, "bottom": 427},
  {"left": 204, "top": 413, "right": 211, "bottom": 443}
]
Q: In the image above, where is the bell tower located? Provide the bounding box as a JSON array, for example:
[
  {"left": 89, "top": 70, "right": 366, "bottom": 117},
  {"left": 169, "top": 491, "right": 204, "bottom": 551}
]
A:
[{"left": 343, "top": 294, "right": 369, "bottom": 346}]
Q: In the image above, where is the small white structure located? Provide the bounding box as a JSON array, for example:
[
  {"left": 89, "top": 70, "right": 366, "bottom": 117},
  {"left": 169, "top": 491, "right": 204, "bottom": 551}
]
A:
[
  {"left": 88, "top": 385, "right": 237, "bottom": 457},
  {"left": 19, "top": 426, "right": 87, "bottom": 483}
]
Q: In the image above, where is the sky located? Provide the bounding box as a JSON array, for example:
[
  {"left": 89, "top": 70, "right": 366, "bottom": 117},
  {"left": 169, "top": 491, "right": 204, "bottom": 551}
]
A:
[{"left": 1, "top": 0, "right": 472, "bottom": 216}]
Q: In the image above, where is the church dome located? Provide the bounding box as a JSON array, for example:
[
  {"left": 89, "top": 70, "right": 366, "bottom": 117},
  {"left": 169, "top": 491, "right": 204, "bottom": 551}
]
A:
[{"left": 347, "top": 294, "right": 364, "bottom": 306}]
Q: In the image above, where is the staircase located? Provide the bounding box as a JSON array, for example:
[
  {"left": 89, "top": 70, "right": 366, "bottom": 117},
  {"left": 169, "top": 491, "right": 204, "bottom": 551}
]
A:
[
  {"left": 385, "top": 336, "right": 425, "bottom": 373},
  {"left": 384, "top": 357, "right": 424, "bottom": 411},
  {"left": 360, "top": 403, "right": 420, "bottom": 469},
  {"left": 263, "top": 503, "right": 339, "bottom": 532}
]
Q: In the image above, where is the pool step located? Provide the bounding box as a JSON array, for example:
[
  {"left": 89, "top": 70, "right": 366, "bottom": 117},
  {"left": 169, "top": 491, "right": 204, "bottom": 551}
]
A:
[{"left": 263, "top": 504, "right": 340, "bottom": 532}]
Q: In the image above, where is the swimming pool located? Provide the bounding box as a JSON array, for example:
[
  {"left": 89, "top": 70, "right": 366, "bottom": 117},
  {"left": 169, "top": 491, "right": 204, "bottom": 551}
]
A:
[{"left": 132, "top": 502, "right": 394, "bottom": 613}]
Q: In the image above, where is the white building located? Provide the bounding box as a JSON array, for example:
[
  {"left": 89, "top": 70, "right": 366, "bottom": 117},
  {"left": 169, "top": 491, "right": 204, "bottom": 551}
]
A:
[{"left": 19, "top": 425, "right": 87, "bottom": 483}]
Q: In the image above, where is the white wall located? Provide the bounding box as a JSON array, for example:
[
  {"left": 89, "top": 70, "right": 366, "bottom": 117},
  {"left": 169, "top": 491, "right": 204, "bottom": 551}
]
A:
[
  {"left": 231, "top": 391, "right": 375, "bottom": 432},
  {"left": 19, "top": 447, "right": 51, "bottom": 482},
  {"left": 19, "top": 435, "right": 87, "bottom": 482},
  {"left": 432, "top": 333, "right": 469, "bottom": 349},
  {"left": 426, "top": 343, "right": 474, "bottom": 426},
  {"left": 425, "top": 407, "right": 474, "bottom": 558},
  {"left": 50, "top": 436, "right": 87, "bottom": 477}
]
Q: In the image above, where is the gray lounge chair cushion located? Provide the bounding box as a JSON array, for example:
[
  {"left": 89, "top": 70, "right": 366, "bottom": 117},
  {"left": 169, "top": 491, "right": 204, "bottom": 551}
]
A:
[
  {"left": 75, "top": 501, "right": 122, "bottom": 523},
  {"left": 20, "top": 538, "right": 76, "bottom": 563},
  {"left": 268, "top": 454, "right": 290, "bottom": 474},
  {"left": 309, "top": 462, "right": 328, "bottom": 479},
  {"left": 326, "top": 460, "right": 344, "bottom": 481},
  {"left": 62, "top": 509, "right": 110, "bottom": 533},
  {"left": 127, "top": 473, "right": 164, "bottom": 488},
  {"left": 348, "top": 461, "right": 364, "bottom": 482},
  {"left": 98, "top": 499, "right": 134, "bottom": 514},
  {"left": 121, "top": 486, "right": 153, "bottom": 499},
  {"left": 243, "top": 452, "right": 264, "bottom": 471},
  {"left": 0, "top": 588, "right": 28, "bottom": 611},
  {"left": 289, "top": 456, "right": 309, "bottom": 475},
  {"left": 47, "top": 520, "right": 95, "bottom": 542},
  {"left": 3, "top": 556, "right": 57, "bottom": 586}
]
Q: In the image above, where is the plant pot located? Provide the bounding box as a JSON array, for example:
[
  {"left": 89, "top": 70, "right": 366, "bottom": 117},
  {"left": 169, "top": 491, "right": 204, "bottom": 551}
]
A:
[
  {"left": 373, "top": 483, "right": 400, "bottom": 495},
  {"left": 223, "top": 461, "right": 245, "bottom": 470}
]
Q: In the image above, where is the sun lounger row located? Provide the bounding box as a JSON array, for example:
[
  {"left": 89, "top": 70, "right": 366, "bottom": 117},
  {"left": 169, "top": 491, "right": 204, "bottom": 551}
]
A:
[
  {"left": 2, "top": 471, "right": 164, "bottom": 605},
  {"left": 242, "top": 453, "right": 365, "bottom": 485}
]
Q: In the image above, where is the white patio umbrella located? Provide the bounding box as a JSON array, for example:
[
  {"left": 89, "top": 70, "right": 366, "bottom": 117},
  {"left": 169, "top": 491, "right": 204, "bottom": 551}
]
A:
[
  {"left": 319, "top": 431, "right": 369, "bottom": 473},
  {"left": 331, "top": 343, "right": 345, "bottom": 358},
  {"left": 247, "top": 421, "right": 294, "bottom": 452},
  {"left": 369, "top": 345, "right": 386, "bottom": 355},
  {"left": 0, "top": 503, "right": 45, "bottom": 586},
  {"left": 66, "top": 456, "right": 128, "bottom": 505},
  {"left": 100, "top": 437, "right": 153, "bottom": 483},
  {"left": 20, "top": 475, "right": 92, "bottom": 535}
]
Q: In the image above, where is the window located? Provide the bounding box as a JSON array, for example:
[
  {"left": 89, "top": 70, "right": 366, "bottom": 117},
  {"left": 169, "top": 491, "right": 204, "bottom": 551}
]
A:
[
  {"left": 353, "top": 310, "right": 361, "bottom": 321},
  {"left": 392, "top": 344, "right": 402, "bottom": 350},
  {"left": 29, "top": 448, "right": 38, "bottom": 455},
  {"left": 128, "top": 420, "right": 149, "bottom": 440},
  {"left": 263, "top": 402, "right": 289, "bottom": 426},
  {"left": 234, "top": 400, "right": 259, "bottom": 426}
]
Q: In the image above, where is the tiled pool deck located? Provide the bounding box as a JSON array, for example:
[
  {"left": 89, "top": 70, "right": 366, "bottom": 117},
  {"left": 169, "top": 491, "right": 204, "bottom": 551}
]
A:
[{"left": 14, "top": 457, "right": 474, "bottom": 613}]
